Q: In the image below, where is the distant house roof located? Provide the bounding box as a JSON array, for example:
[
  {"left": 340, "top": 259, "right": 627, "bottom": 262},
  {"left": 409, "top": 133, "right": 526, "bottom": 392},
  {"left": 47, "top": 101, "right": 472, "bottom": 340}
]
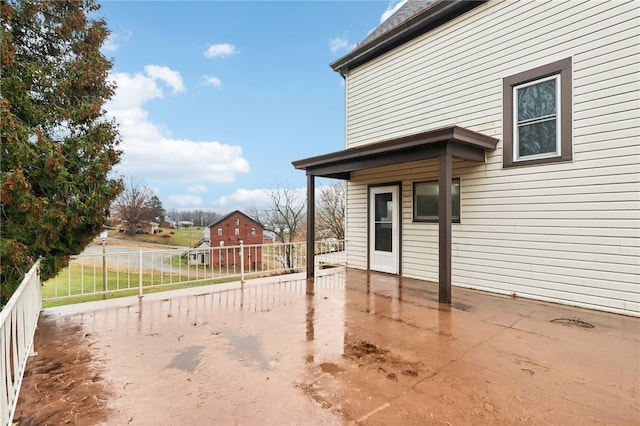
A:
[
  {"left": 207, "top": 210, "right": 263, "bottom": 229},
  {"left": 330, "top": 0, "right": 485, "bottom": 76}
]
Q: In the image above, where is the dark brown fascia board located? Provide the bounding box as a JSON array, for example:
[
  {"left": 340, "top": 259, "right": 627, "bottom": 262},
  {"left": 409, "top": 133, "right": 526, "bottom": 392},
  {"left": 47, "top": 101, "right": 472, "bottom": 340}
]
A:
[
  {"left": 293, "top": 126, "right": 451, "bottom": 169},
  {"left": 314, "top": 172, "right": 351, "bottom": 180},
  {"left": 330, "top": 0, "right": 485, "bottom": 76},
  {"left": 303, "top": 141, "right": 448, "bottom": 177},
  {"left": 451, "top": 125, "right": 499, "bottom": 150},
  {"left": 301, "top": 142, "right": 486, "bottom": 178},
  {"left": 292, "top": 125, "right": 498, "bottom": 171}
]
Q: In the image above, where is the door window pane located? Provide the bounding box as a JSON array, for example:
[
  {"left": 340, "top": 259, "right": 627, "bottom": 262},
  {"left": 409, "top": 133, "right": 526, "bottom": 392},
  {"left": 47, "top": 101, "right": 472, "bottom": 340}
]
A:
[
  {"left": 375, "top": 223, "right": 392, "bottom": 252},
  {"left": 374, "top": 192, "right": 393, "bottom": 252},
  {"left": 374, "top": 193, "right": 392, "bottom": 222}
]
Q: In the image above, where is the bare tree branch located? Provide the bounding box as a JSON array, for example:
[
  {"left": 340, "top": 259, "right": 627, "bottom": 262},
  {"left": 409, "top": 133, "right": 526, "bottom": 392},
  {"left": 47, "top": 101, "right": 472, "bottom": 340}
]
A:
[
  {"left": 317, "top": 181, "right": 345, "bottom": 240},
  {"left": 111, "top": 178, "right": 158, "bottom": 234},
  {"left": 261, "top": 183, "right": 306, "bottom": 243}
]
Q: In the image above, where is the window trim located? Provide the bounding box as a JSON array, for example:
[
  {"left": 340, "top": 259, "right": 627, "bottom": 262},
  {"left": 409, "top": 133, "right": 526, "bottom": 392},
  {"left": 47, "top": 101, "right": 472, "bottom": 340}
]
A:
[
  {"left": 503, "top": 58, "right": 572, "bottom": 168},
  {"left": 413, "top": 178, "right": 461, "bottom": 223},
  {"left": 513, "top": 74, "right": 561, "bottom": 160}
]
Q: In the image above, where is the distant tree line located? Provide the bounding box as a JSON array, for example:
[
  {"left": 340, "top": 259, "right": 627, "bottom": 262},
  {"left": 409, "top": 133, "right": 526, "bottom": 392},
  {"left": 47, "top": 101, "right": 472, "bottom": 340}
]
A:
[{"left": 167, "top": 209, "right": 222, "bottom": 227}]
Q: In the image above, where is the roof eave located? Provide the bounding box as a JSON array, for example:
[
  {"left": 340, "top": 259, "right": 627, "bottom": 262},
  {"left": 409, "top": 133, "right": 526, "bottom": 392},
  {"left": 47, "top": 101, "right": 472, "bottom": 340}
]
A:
[
  {"left": 330, "top": 0, "right": 485, "bottom": 76},
  {"left": 291, "top": 125, "right": 499, "bottom": 179}
]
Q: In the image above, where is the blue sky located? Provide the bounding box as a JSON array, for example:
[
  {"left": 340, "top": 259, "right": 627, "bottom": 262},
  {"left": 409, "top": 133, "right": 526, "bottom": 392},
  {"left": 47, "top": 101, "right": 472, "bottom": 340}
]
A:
[{"left": 97, "top": 0, "right": 406, "bottom": 213}]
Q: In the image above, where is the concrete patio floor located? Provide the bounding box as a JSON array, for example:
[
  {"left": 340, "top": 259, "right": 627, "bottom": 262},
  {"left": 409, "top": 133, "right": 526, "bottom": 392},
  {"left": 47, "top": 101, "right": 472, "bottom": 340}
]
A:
[{"left": 16, "top": 268, "right": 640, "bottom": 425}]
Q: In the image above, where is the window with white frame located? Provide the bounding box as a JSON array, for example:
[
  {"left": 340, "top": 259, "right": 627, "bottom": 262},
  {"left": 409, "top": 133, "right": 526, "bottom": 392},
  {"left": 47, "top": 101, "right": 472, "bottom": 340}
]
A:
[
  {"left": 413, "top": 179, "right": 461, "bottom": 223},
  {"left": 514, "top": 75, "right": 560, "bottom": 159},
  {"left": 503, "top": 58, "right": 572, "bottom": 167},
  {"left": 217, "top": 227, "right": 222, "bottom": 236},
  {"left": 251, "top": 227, "right": 256, "bottom": 236},
  {"left": 234, "top": 228, "right": 239, "bottom": 236}
]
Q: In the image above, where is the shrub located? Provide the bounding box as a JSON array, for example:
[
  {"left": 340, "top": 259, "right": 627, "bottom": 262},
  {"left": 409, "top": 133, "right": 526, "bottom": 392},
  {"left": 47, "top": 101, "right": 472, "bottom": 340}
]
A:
[{"left": 162, "top": 234, "right": 172, "bottom": 238}]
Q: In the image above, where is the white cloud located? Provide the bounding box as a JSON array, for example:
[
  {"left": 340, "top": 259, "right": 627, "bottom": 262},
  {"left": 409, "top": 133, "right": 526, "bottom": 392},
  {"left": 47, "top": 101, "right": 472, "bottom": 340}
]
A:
[
  {"left": 329, "top": 36, "right": 351, "bottom": 53},
  {"left": 106, "top": 67, "right": 250, "bottom": 186},
  {"left": 204, "top": 43, "right": 238, "bottom": 58},
  {"left": 380, "top": 0, "right": 407, "bottom": 24},
  {"left": 168, "top": 194, "right": 203, "bottom": 208},
  {"left": 212, "top": 186, "right": 307, "bottom": 212},
  {"left": 143, "top": 65, "right": 185, "bottom": 94},
  {"left": 188, "top": 185, "right": 208, "bottom": 194},
  {"left": 203, "top": 75, "right": 222, "bottom": 88},
  {"left": 102, "top": 30, "right": 132, "bottom": 52},
  {"left": 213, "top": 188, "right": 270, "bottom": 207},
  {"left": 103, "top": 36, "right": 119, "bottom": 52}
]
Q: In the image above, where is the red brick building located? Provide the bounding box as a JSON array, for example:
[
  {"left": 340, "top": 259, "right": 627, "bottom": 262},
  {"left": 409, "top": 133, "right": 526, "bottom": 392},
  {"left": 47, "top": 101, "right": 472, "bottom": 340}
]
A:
[{"left": 208, "top": 210, "right": 264, "bottom": 270}]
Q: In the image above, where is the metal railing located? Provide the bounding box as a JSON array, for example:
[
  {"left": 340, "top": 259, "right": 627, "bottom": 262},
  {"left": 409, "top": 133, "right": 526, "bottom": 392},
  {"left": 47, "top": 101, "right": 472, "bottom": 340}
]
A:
[
  {"left": 1, "top": 260, "right": 42, "bottom": 426},
  {"left": 43, "top": 240, "right": 346, "bottom": 303}
]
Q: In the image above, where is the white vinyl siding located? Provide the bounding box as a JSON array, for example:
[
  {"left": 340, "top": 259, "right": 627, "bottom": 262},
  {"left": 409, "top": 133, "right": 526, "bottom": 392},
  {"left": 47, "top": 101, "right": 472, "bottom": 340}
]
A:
[{"left": 343, "top": 0, "right": 640, "bottom": 316}]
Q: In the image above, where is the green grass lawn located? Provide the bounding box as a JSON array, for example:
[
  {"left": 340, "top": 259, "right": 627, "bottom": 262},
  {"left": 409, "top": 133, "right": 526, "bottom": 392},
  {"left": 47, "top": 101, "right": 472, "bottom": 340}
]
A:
[
  {"left": 42, "top": 232, "right": 307, "bottom": 308},
  {"left": 42, "top": 266, "right": 242, "bottom": 308},
  {"left": 108, "top": 226, "right": 205, "bottom": 247}
]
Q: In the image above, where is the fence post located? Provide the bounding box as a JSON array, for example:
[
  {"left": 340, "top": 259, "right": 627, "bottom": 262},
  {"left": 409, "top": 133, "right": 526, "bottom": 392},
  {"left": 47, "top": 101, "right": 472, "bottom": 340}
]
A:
[
  {"left": 102, "top": 236, "right": 107, "bottom": 300},
  {"left": 240, "top": 240, "right": 245, "bottom": 283},
  {"left": 138, "top": 249, "right": 143, "bottom": 298}
]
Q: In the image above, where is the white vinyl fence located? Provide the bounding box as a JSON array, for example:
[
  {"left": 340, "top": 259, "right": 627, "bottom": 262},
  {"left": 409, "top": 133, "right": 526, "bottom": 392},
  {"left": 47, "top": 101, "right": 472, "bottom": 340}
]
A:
[
  {"left": 1, "top": 260, "right": 42, "bottom": 426},
  {"left": 44, "top": 240, "right": 346, "bottom": 303}
]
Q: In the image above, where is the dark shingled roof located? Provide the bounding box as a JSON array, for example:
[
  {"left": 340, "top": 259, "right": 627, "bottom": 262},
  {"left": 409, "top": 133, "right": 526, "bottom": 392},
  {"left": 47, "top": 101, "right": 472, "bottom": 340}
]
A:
[
  {"left": 331, "top": 0, "right": 485, "bottom": 75},
  {"left": 359, "top": 0, "right": 439, "bottom": 47}
]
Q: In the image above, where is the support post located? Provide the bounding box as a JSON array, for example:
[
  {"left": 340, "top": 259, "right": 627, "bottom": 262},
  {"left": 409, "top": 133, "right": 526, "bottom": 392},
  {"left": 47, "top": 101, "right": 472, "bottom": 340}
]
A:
[
  {"left": 138, "top": 249, "right": 143, "bottom": 298},
  {"left": 438, "top": 153, "right": 452, "bottom": 304},
  {"left": 306, "top": 174, "right": 315, "bottom": 278}
]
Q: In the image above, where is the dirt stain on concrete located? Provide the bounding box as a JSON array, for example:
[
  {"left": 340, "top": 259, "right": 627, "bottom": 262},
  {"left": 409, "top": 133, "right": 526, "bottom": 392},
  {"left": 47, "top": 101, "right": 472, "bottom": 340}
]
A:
[{"left": 14, "top": 315, "right": 112, "bottom": 426}]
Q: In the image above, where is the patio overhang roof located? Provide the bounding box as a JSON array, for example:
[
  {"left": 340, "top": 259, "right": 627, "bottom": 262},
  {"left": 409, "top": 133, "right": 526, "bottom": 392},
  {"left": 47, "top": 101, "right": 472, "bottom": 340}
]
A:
[
  {"left": 294, "top": 125, "right": 498, "bottom": 304},
  {"left": 291, "top": 126, "right": 499, "bottom": 179}
]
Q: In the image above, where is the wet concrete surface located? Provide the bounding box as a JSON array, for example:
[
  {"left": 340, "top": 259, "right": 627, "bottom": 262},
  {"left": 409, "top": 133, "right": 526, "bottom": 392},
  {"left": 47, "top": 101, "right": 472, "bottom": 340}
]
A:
[{"left": 16, "top": 268, "right": 640, "bottom": 425}]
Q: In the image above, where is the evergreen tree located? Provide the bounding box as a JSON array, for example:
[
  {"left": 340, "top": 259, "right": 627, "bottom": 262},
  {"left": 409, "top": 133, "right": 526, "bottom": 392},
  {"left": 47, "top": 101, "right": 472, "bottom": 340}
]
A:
[
  {"left": 0, "top": 0, "right": 123, "bottom": 304},
  {"left": 148, "top": 195, "right": 165, "bottom": 223}
]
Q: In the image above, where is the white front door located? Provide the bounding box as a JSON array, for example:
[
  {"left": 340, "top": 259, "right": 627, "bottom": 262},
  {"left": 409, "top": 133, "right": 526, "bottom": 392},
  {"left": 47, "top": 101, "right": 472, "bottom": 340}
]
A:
[{"left": 369, "top": 185, "right": 399, "bottom": 274}]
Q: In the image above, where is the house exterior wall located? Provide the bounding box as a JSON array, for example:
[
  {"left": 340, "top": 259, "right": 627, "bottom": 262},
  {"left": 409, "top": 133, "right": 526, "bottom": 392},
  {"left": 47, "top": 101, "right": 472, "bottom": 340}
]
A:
[
  {"left": 189, "top": 250, "right": 210, "bottom": 266},
  {"left": 343, "top": 0, "right": 639, "bottom": 316},
  {"left": 209, "top": 212, "right": 263, "bottom": 270}
]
